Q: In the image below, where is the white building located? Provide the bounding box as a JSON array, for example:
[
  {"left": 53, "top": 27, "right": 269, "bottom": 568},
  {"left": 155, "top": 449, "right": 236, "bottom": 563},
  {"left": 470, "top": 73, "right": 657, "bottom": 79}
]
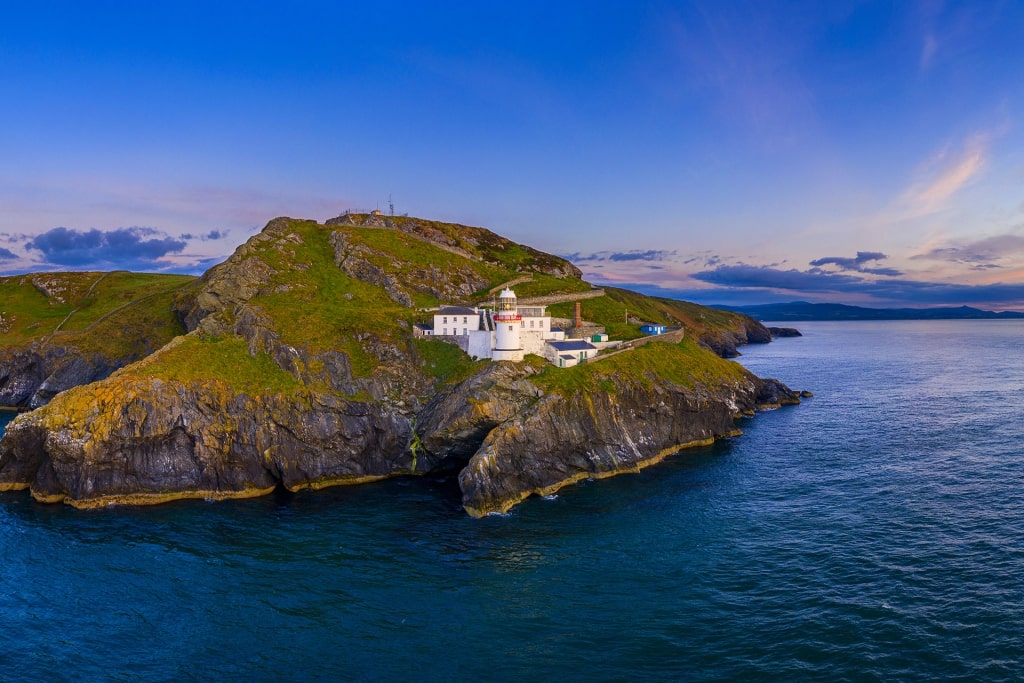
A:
[
  {"left": 544, "top": 340, "right": 599, "bottom": 367},
  {"left": 420, "top": 288, "right": 588, "bottom": 366},
  {"left": 431, "top": 306, "right": 479, "bottom": 337}
]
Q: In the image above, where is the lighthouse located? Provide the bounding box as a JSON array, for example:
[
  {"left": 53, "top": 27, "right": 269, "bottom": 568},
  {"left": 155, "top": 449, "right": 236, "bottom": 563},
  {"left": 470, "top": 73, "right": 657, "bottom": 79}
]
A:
[{"left": 492, "top": 288, "right": 524, "bottom": 361}]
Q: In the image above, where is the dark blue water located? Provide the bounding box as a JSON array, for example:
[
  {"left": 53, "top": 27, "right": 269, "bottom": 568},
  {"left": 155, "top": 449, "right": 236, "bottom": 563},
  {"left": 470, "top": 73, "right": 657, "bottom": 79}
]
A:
[{"left": 2, "top": 321, "right": 1023, "bottom": 681}]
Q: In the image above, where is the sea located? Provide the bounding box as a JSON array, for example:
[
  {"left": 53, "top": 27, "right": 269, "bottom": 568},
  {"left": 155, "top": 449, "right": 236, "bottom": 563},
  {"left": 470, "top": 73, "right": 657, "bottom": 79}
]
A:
[{"left": 1, "top": 320, "right": 1022, "bottom": 681}]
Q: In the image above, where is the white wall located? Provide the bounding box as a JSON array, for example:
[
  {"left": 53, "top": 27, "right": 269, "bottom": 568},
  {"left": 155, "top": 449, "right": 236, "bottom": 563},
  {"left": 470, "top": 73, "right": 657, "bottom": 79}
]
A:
[{"left": 467, "top": 330, "right": 493, "bottom": 359}]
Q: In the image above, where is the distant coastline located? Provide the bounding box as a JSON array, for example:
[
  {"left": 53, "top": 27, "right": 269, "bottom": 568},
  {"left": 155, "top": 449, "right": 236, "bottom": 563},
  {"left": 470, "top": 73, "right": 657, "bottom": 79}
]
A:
[{"left": 716, "top": 301, "right": 1024, "bottom": 322}]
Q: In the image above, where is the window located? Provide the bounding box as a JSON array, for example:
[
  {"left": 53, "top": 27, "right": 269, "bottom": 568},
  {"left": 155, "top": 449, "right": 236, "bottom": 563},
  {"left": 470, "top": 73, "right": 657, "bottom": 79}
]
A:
[
  {"left": 442, "top": 328, "right": 447, "bottom": 335},
  {"left": 540, "top": 320, "right": 545, "bottom": 328},
  {"left": 443, "top": 316, "right": 448, "bottom": 324},
  {"left": 463, "top": 316, "right": 468, "bottom": 324},
  {"left": 463, "top": 328, "right": 468, "bottom": 335},
  {"left": 508, "top": 325, "right": 514, "bottom": 331},
  {"left": 530, "top": 320, "right": 535, "bottom": 328}
]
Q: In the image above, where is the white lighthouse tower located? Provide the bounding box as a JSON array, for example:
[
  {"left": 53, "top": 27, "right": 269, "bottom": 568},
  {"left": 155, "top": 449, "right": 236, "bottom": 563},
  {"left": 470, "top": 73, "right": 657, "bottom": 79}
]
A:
[{"left": 492, "top": 288, "right": 524, "bottom": 361}]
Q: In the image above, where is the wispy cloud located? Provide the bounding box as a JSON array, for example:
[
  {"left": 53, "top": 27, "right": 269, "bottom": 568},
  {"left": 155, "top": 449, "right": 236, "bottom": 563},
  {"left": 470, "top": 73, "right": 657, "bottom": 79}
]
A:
[
  {"left": 900, "top": 134, "right": 989, "bottom": 216},
  {"left": 911, "top": 232, "right": 1024, "bottom": 269},
  {"left": 920, "top": 32, "right": 939, "bottom": 71}
]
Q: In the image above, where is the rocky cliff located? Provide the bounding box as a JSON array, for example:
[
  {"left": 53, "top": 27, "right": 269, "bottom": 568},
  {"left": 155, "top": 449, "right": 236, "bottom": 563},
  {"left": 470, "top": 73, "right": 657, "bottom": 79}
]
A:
[{"left": 0, "top": 216, "right": 800, "bottom": 516}]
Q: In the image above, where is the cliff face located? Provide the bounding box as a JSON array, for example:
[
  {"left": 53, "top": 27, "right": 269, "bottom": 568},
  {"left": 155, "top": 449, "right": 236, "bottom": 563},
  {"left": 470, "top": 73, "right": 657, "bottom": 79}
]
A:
[
  {"left": 0, "top": 217, "right": 799, "bottom": 516},
  {"left": 0, "top": 364, "right": 416, "bottom": 506},
  {"left": 422, "top": 362, "right": 763, "bottom": 516}
]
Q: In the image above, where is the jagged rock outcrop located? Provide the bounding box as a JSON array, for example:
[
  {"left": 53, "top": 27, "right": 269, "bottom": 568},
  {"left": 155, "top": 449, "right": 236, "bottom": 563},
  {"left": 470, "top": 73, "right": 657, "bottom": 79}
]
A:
[
  {"left": 176, "top": 219, "right": 292, "bottom": 331},
  {"left": 0, "top": 345, "right": 124, "bottom": 409},
  {"left": 696, "top": 316, "right": 773, "bottom": 358}
]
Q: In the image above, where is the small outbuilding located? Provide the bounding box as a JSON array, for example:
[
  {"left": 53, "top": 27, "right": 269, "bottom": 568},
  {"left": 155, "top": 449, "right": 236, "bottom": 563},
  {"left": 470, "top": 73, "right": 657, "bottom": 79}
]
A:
[
  {"left": 640, "top": 324, "right": 666, "bottom": 335},
  {"left": 545, "top": 339, "right": 599, "bottom": 367}
]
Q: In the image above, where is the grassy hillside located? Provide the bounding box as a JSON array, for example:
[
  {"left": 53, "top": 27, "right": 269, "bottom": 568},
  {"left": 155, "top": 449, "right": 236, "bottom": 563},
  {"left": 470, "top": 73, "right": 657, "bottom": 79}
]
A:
[{"left": 0, "top": 271, "right": 195, "bottom": 356}]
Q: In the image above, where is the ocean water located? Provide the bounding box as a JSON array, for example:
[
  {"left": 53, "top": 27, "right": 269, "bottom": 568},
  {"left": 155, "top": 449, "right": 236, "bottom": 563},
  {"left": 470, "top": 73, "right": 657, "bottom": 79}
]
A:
[{"left": 1, "top": 321, "right": 1023, "bottom": 681}]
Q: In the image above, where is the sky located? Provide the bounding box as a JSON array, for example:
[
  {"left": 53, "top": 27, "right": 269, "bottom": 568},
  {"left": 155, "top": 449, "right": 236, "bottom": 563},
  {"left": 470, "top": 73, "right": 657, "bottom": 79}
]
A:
[{"left": 3, "top": 1, "right": 1024, "bottom": 310}]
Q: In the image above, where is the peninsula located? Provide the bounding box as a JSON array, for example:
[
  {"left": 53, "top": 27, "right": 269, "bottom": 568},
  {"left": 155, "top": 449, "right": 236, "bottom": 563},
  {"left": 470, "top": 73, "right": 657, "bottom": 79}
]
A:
[{"left": 0, "top": 214, "right": 801, "bottom": 516}]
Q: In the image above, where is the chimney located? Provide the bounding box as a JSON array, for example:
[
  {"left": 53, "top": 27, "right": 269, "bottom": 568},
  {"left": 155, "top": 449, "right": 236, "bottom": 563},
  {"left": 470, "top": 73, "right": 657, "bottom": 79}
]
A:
[{"left": 574, "top": 301, "right": 582, "bottom": 328}]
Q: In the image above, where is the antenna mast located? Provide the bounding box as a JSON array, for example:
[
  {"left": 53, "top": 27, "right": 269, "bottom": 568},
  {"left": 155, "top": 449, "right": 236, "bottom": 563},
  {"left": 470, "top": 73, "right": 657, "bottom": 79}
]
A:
[{"left": 389, "top": 194, "right": 394, "bottom": 216}]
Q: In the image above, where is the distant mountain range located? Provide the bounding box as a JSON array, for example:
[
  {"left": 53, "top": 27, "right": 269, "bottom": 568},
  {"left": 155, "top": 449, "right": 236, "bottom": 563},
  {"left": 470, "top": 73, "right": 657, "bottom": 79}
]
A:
[{"left": 715, "top": 301, "right": 1024, "bottom": 321}]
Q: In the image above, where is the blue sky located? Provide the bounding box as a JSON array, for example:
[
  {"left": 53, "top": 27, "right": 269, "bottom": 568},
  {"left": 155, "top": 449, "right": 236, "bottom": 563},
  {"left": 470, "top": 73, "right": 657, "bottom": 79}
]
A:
[{"left": 3, "top": 1, "right": 1024, "bottom": 309}]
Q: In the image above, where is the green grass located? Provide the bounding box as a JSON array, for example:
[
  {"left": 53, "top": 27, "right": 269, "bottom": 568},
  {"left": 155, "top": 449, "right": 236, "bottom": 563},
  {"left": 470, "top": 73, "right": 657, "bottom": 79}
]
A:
[
  {"left": 343, "top": 226, "right": 515, "bottom": 300},
  {"left": 0, "top": 272, "right": 194, "bottom": 348},
  {"left": 0, "top": 276, "right": 76, "bottom": 344},
  {"left": 58, "top": 272, "right": 193, "bottom": 331},
  {"left": 413, "top": 338, "right": 486, "bottom": 385},
  {"left": 512, "top": 274, "right": 592, "bottom": 299},
  {"left": 135, "top": 334, "right": 303, "bottom": 394},
  {"left": 533, "top": 337, "right": 750, "bottom": 396},
  {"left": 63, "top": 287, "right": 189, "bottom": 358}
]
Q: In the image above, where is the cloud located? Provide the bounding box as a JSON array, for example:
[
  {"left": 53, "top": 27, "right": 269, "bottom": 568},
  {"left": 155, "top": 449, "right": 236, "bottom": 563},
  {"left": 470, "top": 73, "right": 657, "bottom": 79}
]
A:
[
  {"left": 920, "top": 32, "right": 939, "bottom": 70},
  {"left": 693, "top": 264, "right": 864, "bottom": 293},
  {"left": 809, "top": 251, "right": 903, "bottom": 277},
  {"left": 899, "top": 134, "right": 990, "bottom": 217},
  {"left": 180, "top": 229, "right": 229, "bottom": 241},
  {"left": 565, "top": 249, "right": 676, "bottom": 263},
  {"left": 912, "top": 233, "right": 1024, "bottom": 267},
  {"left": 608, "top": 250, "right": 675, "bottom": 262},
  {"left": 25, "top": 226, "right": 187, "bottom": 269},
  {"left": 0, "top": 247, "right": 17, "bottom": 260},
  {"left": 691, "top": 263, "right": 1024, "bottom": 308}
]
